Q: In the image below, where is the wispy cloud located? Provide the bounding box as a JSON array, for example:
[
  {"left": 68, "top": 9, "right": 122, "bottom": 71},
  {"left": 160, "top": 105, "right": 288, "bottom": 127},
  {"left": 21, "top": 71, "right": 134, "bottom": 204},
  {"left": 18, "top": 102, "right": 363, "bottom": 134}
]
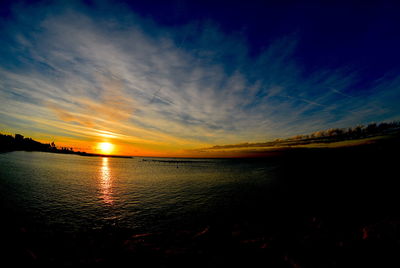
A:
[{"left": 0, "top": 1, "right": 399, "bottom": 155}]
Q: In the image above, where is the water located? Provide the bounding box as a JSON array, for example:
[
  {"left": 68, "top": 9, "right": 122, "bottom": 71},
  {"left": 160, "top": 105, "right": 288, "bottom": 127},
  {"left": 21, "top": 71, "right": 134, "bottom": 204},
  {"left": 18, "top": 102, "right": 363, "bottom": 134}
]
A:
[
  {"left": 0, "top": 151, "right": 279, "bottom": 233},
  {"left": 1, "top": 147, "right": 399, "bottom": 267}
]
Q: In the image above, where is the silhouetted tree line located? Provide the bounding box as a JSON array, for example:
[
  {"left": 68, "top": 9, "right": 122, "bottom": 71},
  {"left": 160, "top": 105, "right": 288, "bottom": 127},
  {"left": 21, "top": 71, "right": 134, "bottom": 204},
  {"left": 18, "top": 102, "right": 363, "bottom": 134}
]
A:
[
  {"left": 283, "top": 121, "right": 400, "bottom": 144},
  {"left": 207, "top": 121, "right": 400, "bottom": 150},
  {"left": 0, "top": 133, "right": 74, "bottom": 153}
]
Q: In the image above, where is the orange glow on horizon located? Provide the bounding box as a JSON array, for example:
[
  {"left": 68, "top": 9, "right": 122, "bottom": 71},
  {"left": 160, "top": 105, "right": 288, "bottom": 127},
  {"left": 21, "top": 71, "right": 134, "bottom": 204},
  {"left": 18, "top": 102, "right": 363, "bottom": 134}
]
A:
[{"left": 26, "top": 132, "right": 262, "bottom": 158}]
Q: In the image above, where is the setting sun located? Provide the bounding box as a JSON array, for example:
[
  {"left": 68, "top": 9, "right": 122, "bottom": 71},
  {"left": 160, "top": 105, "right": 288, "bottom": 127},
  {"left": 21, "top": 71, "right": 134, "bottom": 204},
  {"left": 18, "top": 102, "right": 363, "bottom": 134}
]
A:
[{"left": 98, "top": 142, "right": 114, "bottom": 154}]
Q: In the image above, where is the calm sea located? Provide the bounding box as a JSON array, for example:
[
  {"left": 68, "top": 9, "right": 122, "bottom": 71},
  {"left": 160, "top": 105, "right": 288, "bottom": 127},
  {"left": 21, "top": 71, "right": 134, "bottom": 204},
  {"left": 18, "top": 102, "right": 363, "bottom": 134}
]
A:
[{"left": 0, "top": 151, "right": 280, "bottom": 233}]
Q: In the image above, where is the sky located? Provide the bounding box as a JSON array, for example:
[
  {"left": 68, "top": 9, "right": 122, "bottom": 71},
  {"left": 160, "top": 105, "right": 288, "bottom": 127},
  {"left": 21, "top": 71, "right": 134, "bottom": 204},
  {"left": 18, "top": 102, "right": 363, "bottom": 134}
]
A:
[{"left": 0, "top": 0, "right": 400, "bottom": 157}]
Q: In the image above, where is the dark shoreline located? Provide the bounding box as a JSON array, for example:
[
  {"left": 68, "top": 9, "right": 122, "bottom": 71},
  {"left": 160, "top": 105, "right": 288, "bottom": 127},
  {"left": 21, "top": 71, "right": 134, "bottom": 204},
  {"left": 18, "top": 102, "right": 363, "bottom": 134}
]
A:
[
  {"left": 0, "top": 150, "right": 133, "bottom": 158},
  {"left": 71, "top": 151, "right": 133, "bottom": 158},
  {"left": 0, "top": 133, "right": 133, "bottom": 158}
]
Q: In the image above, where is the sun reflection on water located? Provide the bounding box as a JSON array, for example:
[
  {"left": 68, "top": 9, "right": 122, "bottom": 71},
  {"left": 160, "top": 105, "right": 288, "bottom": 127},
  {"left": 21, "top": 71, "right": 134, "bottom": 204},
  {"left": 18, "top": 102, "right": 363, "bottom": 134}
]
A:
[{"left": 100, "top": 157, "right": 113, "bottom": 204}]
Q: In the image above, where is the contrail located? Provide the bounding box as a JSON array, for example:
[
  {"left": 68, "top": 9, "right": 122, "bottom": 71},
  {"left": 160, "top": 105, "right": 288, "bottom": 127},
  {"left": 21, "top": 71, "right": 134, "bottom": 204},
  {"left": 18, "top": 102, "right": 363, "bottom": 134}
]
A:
[
  {"left": 149, "top": 86, "right": 162, "bottom": 104},
  {"left": 330, "top": 87, "right": 353, "bottom": 98},
  {"left": 149, "top": 86, "right": 175, "bottom": 106}
]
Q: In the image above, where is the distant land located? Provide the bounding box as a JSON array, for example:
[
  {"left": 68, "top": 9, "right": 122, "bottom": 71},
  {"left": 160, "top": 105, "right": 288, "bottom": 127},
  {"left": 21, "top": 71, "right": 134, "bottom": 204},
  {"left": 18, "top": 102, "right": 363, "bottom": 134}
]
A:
[
  {"left": 0, "top": 133, "right": 131, "bottom": 158},
  {"left": 193, "top": 121, "right": 400, "bottom": 156},
  {"left": 1, "top": 121, "right": 400, "bottom": 158}
]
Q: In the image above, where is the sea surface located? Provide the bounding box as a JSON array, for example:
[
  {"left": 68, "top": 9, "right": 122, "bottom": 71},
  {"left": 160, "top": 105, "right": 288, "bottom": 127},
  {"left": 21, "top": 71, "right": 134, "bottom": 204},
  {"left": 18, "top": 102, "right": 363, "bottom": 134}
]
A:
[
  {"left": 1, "top": 146, "right": 399, "bottom": 267},
  {"left": 0, "top": 151, "right": 280, "bottom": 233}
]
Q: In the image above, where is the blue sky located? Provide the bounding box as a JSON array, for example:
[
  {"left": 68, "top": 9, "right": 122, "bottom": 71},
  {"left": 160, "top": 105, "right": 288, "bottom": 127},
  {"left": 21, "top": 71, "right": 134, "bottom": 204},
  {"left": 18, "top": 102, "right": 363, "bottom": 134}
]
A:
[{"left": 0, "top": 0, "right": 399, "bottom": 155}]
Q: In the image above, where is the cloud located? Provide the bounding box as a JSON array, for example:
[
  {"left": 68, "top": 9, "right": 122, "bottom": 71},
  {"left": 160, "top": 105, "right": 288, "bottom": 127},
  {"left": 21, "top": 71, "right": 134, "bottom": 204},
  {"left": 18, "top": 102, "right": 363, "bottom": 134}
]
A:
[
  {"left": 47, "top": 102, "right": 94, "bottom": 127},
  {"left": 0, "top": 1, "right": 399, "bottom": 155}
]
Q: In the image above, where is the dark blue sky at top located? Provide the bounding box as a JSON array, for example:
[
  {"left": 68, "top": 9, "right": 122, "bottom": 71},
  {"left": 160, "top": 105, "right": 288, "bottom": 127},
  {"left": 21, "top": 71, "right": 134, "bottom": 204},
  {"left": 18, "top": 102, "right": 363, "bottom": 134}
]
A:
[
  {"left": 1, "top": 0, "right": 399, "bottom": 88},
  {"left": 3, "top": 0, "right": 399, "bottom": 76},
  {"left": 0, "top": 0, "right": 400, "bottom": 145},
  {"left": 114, "top": 0, "right": 400, "bottom": 83}
]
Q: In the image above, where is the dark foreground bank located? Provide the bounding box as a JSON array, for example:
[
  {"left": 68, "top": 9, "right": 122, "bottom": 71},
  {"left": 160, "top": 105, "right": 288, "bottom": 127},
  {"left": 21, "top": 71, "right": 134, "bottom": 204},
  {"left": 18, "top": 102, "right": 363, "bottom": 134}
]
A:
[{"left": 1, "top": 135, "right": 399, "bottom": 267}]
